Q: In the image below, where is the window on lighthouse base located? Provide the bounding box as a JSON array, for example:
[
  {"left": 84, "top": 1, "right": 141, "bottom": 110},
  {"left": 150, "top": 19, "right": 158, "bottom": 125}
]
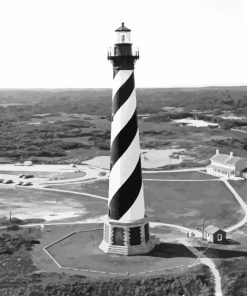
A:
[
  {"left": 130, "top": 227, "right": 142, "bottom": 246},
  {"left": 112, "top": 227, "right": 124, "bottom": 246}
]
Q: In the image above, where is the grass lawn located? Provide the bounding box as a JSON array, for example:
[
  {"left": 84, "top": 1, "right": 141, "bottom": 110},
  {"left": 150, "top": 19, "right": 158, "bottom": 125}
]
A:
[
  {"left": 31, "top": 224, "right": 103, "bottom": 274},
  {"left": 144, "top": 180, "right": 242, "bottom": 229},
  {"left": 47, "top": 176, "right": 241, "bottom": 229},
  {"left": 143, "top": 171, "right": 218, "bottom": 180},
  {"left": 0, "top": 173, "right": 243, "bottom": 230},
  {"left": 49, "top": 171, "right": 217, "bottom": 196},
  {"left": 48, "top": 180, "right": 109, "bottom": 197},
  {"left": 229, "top": 180, "right": 247, "bottom": 203}
]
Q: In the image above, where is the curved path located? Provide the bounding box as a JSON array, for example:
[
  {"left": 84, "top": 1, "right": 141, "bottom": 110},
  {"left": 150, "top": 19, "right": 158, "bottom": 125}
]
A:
[
  {"left": 231, "top": 128, "right": 247, "bottom": 134},
  {"left": 222, "top": 179, "right": 247, "bottom": 232},
  {"left": 34, "top": 186, "right": 108, "bottom": 201},
  {"left": 179, "top": 238, "right": 223, "bottom": 296},
  {"left": 150, "top": 222, "right": 201, "bottom": 236},
  {"left": 200, "top": 258, "right": 223, "bottom": 296}
]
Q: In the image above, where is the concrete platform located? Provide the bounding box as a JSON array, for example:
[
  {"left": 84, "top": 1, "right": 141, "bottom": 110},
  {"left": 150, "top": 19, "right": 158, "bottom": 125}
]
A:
[{"left": 45, "top": 225, "right": 195, "bottom": 276}]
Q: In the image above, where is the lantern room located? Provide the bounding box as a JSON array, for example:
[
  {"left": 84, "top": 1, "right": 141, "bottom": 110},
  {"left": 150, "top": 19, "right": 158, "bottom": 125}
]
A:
[
  {"left": 115, "top": 22, "right": 131, "bottom": 44},
  {"left": 108, "top": 22, "right": 139, "bottom": 70}
]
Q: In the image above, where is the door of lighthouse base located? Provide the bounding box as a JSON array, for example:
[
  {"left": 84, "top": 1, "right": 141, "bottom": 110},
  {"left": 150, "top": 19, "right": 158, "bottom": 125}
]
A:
[{"left": 99, "top": 218, "right": 156, "bottom": 255}]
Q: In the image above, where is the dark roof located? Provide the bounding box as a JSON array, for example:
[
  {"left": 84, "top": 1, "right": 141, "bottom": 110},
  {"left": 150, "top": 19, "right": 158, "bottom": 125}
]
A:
[
  {"left": 205, "top": 225, "right": 226, "bottom": 234},
  {"left": 225, "top": 156, "right": 242, "bottom": 165},
  {"left": 115, "top": 22, "right": 131, "bottom": 32}
]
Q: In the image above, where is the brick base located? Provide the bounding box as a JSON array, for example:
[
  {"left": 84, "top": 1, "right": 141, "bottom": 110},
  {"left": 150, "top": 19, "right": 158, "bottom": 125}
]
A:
[{"left": 99, "top": 218, "right": 156, "bottom": 255}]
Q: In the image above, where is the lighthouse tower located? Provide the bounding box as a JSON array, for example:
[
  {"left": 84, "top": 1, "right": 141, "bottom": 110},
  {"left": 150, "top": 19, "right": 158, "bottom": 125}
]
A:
[{"left": 99, "top": 23, "right": 155, "bottom": 255}]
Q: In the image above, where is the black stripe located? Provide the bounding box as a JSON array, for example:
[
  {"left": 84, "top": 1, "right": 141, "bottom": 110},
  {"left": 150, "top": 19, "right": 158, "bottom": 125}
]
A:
[
  {"left": 110, "top": 110, "right": 137, "bottom": 170},
  {"left": 109, "top": 158, "right": 142, "bottom": 220},
  {"left": 112, "top": 72, "right": 134, "bottom": 116}
]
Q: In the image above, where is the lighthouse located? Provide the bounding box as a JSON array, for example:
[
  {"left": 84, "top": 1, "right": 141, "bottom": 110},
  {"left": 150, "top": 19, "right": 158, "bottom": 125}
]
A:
[{"left": 99, "top": 23, "right": 155, "bottom": 255}]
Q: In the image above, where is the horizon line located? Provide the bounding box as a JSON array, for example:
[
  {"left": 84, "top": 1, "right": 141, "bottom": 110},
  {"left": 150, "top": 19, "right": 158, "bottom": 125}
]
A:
[{"left": 1, "top": 84, "right": 247, "bottom": 91}]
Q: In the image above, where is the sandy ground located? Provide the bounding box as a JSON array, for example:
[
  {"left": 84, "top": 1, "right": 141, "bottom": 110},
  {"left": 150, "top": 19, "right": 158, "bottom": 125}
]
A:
[
  {"left": 173, "top": 118, "right": 218, "bottom": 127},
  {"left": 83, "top": 148, "right": 185, "bottom": 169}
]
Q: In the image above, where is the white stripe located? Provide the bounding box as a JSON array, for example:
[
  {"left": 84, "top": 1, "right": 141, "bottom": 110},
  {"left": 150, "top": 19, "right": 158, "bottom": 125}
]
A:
[
  {"left": 110, "top": 89, "right": 136, "bottom": 144},
  {"left": 120, "top": 185, "right": 145, "bottom": 221},
  {"left": 112, "top": 70, "right": 133, "bottom": 98},
  {"left": 108, "top": 131, "right": 140, "bottom": 203}
]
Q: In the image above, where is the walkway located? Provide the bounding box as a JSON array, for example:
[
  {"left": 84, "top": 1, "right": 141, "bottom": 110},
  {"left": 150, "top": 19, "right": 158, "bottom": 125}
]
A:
[
  {"left": 179, "top": 238, "right": 223, "bottom": 296},
  {"left": 143, "top": 167, "right": 206, "bottom": 173},
  {"left": 0, "top": 219, "right": 104, "bottom": 230},
  {"left": 35, "top": 186, "right": 108, "bottom": 201},
  {"left": 144, "top": 178, "right": 220, "bottom": 182},
  {"left": 222, "top": 179, "right": 247, "bottom": 232},
  {"left": 199, "top": 258, "right": 223, "bottom": 296},
  {"left": 231, "top": 128, "right": 247, "bottom": 134},
  {"left": 151, "top": 222, "right": 201, "bottom": 237}
]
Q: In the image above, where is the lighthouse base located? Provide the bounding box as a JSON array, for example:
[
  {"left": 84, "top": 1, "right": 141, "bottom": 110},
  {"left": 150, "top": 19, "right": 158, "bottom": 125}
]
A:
[{"left": 99, "top": 218, "right": 156, "bottom": 256}]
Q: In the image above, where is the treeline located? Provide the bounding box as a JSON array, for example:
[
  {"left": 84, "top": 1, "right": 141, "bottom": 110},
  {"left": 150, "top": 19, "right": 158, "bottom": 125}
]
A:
[
  {"left": 0, "top": 119, "right": 110, "bottom": 161},
  {"left": 0, "top": 231, "right": 40, "bottom": 255},
  {"left": 0, "top": 269, "right": 213, "bottom": 296},
  {"left": 1, "top": 87, "right": 247, "bottom": 117},
  {"left": 220, "top": 258, "right": 247, "bottom": 296},
  {"left": 27, "top": 89, "right": 247, "bottom": 116}
]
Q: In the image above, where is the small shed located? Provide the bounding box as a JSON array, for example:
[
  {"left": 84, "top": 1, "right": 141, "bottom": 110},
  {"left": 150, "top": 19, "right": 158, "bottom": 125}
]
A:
[{"left": 204, "top": 225, "right": 226, "bottom": 244}]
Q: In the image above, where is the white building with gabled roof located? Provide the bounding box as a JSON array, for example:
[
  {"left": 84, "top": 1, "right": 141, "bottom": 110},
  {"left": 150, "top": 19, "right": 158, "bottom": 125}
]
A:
[
  {"left": 204, "top": 225, "right": 226, "bottom": 244},
  {"left": 207, "top": 149, "right": 246, "bottom": 179}
]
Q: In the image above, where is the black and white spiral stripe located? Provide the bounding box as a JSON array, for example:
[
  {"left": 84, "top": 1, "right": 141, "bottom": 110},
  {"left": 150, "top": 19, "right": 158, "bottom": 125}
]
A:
[{"left": 108, "top": 70, "right": 145, "bottom": 221}]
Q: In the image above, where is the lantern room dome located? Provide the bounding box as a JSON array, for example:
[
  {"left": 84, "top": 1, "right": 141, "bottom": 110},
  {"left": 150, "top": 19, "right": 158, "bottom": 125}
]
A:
[{"left": 115, "top": 22, "right": 131, "bottom": 32}]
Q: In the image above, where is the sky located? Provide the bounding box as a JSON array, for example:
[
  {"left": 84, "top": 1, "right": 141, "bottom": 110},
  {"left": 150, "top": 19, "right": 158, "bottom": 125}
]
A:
[{"left": 0, "top": 0, "right": 246, "bottom": 88}]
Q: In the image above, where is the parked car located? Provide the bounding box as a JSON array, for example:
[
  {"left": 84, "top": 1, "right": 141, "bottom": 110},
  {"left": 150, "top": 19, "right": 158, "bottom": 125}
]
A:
[
  {"left": 22, "top": 182, "right": 32, "bottom": 186},
  {"left": 24, "top": 175, "right": 34, "bottom": 179},
  {"left": 3, "top": 179, "right": 13, "bottom": 184}
]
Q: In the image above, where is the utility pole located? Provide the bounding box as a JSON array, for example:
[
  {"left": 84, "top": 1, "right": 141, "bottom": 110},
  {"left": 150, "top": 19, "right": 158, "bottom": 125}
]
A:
[{"left": 202, "top": 217, "right": 205, "bottom": 240}]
